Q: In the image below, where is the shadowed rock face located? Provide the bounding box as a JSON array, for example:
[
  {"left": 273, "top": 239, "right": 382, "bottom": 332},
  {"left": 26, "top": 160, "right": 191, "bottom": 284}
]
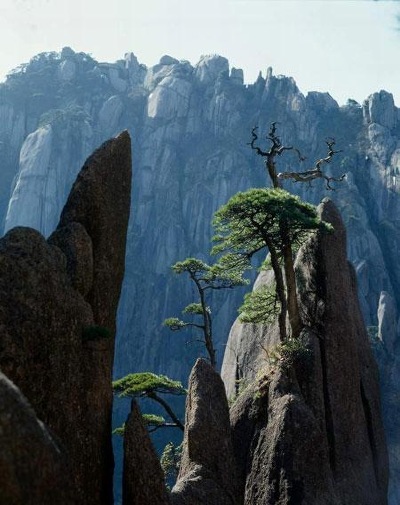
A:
[
  {"left": 0, "top": 131, "right": 132, "bottom": 505},
  {"left": 226, "top": 200, "right": 388, "bottom": 505},
  {"left": 0, "top": 372, "right": 73, "bottom": 505},
  {"left": 172, "top": 359, "right": 240, "bottom": 505},
  {"left": 123, "top": 400, "right": 170, "bottom": 505}
]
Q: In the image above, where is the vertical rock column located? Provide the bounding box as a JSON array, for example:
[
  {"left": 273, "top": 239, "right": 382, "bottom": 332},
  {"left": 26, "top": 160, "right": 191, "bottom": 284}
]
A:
[
  {"left": 123, "top": 400, "right": 171, "bottom": 505},
  {"left": 172, "top": 359, "right": 240, "bottom": 505},
  {"left": 0, "top": 131, "right": 132, "bottom": 505},
  {"left": 52, "top": 130, "right": 132, "bottom": 504}
]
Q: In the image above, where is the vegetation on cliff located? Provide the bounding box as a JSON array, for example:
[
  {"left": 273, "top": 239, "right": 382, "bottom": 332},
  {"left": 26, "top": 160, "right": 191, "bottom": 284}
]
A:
[
  {"left": 113, "top": 372, "right": 186, "bottom": 432},
  {"left": 164, "top": 257, "right": 247, "bottom": 368}
]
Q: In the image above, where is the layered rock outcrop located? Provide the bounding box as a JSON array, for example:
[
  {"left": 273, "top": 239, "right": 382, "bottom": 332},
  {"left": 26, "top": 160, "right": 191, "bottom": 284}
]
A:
[
  {"left": 0, "top": 131, "right": 132, "bottom": 505},
  {"left": 224, "top": 200, "right": 388, "bottom": 504}
]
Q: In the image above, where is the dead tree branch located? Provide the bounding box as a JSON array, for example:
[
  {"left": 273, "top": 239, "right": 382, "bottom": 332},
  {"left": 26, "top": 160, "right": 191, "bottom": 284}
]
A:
[
  {"left": 248, "top": 123, "right": 305, "bottom": 188},
  {"left": 277, "top": 138, "right": 345, "bottom": 190}
]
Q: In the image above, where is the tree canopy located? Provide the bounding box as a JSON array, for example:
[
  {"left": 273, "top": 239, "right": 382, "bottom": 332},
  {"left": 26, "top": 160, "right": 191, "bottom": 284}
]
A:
[
  {"left": 212, "top": 186, "right": 332, "bottom": 339},
  {"left": 113, "top": 372, "right": 186, "bottom": 432},
  {"left": 113, "top": 372, "right": 187, "bottom": 398},
  {"left": 212, "top": 188, "right": 330, "bottom": 258}
]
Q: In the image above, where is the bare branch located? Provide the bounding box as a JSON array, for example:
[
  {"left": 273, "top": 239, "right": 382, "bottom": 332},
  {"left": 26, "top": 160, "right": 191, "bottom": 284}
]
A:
[
  {"left": 148, "top": 422, "right": 181, "bottom": 433},
  {"left": 277, "top": 137, "right": 345, "bottom": 190},
  {"left": 248, "top": 123, "right": 306, "bottom": 188},
  {"left": 278, "top": 169, "right": 346, "bottom": 190},
  {"left": 247, "top": 126, "right": 269, "bottom": 156},
  {"left": 315, "top": 138, "right": 343, "bottom": 171}
]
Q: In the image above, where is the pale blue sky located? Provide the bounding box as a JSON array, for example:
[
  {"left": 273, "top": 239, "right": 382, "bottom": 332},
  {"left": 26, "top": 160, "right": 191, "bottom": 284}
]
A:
[{"left": 0, "top": 0, "right": 399, "bottom": 105}]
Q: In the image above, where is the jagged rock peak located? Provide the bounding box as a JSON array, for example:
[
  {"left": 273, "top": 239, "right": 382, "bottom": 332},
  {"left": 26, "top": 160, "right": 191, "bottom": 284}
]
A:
[
  {"left": 61, "top": 46, "right": 76, "bottom": 59},
  {"left": 195, "top": 54, "right": 229, "bottom": 84},
  {"left": 363, "top": 90, "right": 397, "bottom": 128},
  {"left": 0, "top": 131, "right": 132, "bottom": 505},
  {"left": 159, "top": 55, "right": 179, "bottom": 66},
  {"left": 123, "top": 400, "right": 170, "bottom": 505},
  {"left": 230, "top": 67, "right": 244, "bottom": 85},
  {"left": 319, "top": 197, "right": 346, "bottom": 241},
  {"left": 225, "top": 200, "right": 388, "bottom": 505},
  {"left": 306, "top": 91, "right": 339, "bottom": 111},
  {"left": 56, "top": 129, "right": 132, "bottom": 336},
  {"left": 1, "top": 46, "right": 399, "bottom": 502},
  {"left": 172, "top": 358, "right": 240, "bottom": 505}
]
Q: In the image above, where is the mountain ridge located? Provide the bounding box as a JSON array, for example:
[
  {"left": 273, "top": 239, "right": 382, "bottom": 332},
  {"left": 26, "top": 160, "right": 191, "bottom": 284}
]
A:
[{"left": 0, "top": 47, "right": 399, "bottom": 502}]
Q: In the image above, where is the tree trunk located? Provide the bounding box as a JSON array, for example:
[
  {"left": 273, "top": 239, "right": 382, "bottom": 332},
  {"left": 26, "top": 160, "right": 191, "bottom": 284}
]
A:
[
  {"left": 281, "top": 228, "right": 302, "bottom": 339},
  {"left": 205, "top": 312, "right": 217, "bottom": 369},
  {"left": 149, "top": 392, "right": 184, "bottom": 431},
  {"left": 267, "top": 243, "right": 287, "bottom": 341},
  {"left": 195, "top": 279, "right": 216, "bottom": 369},
  {"left": 266, "top": 159, "right": 281, "bottom": 189}
]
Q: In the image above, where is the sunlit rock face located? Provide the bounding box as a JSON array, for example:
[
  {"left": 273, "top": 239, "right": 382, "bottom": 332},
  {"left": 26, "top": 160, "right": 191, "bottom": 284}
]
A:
[{"left": 1, "top": 48, "right": 400, "bottom": 502}]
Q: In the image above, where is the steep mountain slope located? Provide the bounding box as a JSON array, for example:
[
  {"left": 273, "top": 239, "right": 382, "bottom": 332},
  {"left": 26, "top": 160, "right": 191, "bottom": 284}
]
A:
[
  {"left": 0, "top": 131, "right": 132, "bottom": 505},
  {"left": 0, "top": 48, "right": 399, "bottom": 499},
  {"left": 224, "top": 200, "right": 388, "bottom": 504}
]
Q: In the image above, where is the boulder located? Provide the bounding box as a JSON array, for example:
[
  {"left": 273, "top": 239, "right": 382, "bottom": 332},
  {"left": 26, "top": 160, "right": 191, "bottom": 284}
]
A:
[{"left": 195, "top": 55, "right": 229, "bottom": 84}]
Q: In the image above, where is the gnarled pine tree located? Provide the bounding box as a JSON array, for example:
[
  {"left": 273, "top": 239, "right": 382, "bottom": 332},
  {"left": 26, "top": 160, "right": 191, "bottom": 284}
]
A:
[
  {"left": 213, "top": 123, "right": 341, "bottom": 341},
  {"left": 164, "top": 257, "right": 247, "bottom": 368}
]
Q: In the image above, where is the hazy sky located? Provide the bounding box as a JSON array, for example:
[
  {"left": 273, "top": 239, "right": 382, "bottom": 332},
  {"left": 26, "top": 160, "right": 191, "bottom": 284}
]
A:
[{"left": 0, "top": 0, "right": 399, "bottom": 105}]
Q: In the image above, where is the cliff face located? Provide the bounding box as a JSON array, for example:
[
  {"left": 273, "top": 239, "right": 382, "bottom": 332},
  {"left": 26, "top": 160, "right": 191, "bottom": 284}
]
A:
[
  {"left": 225, "top": 201, "right": 388, "bottom": 504},
  {"left": 0, "top": 48, "right": 399, "bottom": 498},
  {"left": 0, "top": 131, "right": 132, "bottom": 505}
]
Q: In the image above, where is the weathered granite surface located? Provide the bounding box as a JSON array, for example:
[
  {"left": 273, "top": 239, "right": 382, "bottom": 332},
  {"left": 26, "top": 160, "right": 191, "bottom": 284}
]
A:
[
  {"left": 0, "top": 131, "right": 132, "bottom": 505},
  {"left": 123, "top": 400, "right": 170, "bottom": 505},
  {"left": 0, "top": 372, "right": 73, "bottom": 505},
  {"left": 226, "top": 200, "right": 388, "bottom": 504},
  {"left": 172, "top": 359, "right": 239, "bottom": 505},
  {"left": 0, "top": 48, "right": 399, "bottom": 499}
]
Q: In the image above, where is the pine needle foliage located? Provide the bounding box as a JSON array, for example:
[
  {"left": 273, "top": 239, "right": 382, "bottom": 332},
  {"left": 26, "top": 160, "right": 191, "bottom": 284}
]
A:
[
  {"left": 143, "top": 413, "right": 167, "bottom": 427},
  {"left": 113, "top": 373, "right": 186, "bottom": 432},
  {"left": 239, "top": 285, "right": 280, "bottom": 324},
  {"left": 212, "top": 188, "right": 332, "bottom": 259},
  {"left": 112, "top": 414, "right": 167, "bottom": 437},
  {"left": 112, "top": 372, "right": 186, "bottom": 398},
  {"left": 165, "top": 256, "right": 248, "bottom": 368},
  {"left": 212, "top": 187, "right": 332, "bottom": 340}
]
